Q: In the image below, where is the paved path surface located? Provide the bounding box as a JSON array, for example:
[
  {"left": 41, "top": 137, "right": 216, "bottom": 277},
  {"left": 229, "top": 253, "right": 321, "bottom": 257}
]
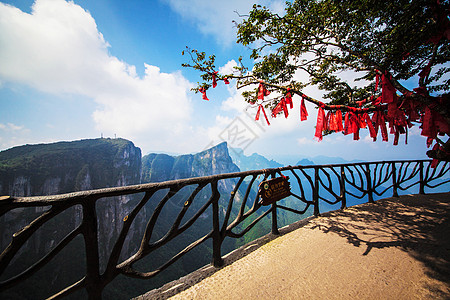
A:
[{"left": 139, "top": 193, "right": 450, "bottom": 300}]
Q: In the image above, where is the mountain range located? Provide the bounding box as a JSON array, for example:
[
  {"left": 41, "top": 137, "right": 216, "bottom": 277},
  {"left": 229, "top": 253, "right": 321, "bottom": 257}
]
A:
[
  {"left": 0, "top": 138, "right": 281, "bottom": 298},
  {"left": 0, "top": 137, "right": 361, "bottom": 299}
]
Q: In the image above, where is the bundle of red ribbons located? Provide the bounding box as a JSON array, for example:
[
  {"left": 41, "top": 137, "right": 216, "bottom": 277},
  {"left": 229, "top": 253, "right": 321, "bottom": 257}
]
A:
[
  {"left": 200, "top": 66, "right": 449, "bottom": 168},
  {"left": 253, "top": 76, "right": 449, "bottom": 168}
]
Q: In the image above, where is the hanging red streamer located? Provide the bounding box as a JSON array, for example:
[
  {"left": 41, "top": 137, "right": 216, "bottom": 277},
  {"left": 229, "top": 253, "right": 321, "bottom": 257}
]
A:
[
  {"left": 212, "top": 71, "right": 218, "bottom": 88},
  {"left": 223, "top": 77, "right": 230, "bottom": 84},
  {"left": 326, "top": 111, "right": 336, "bottom": 131},
  {"left": 344, "top": 112, "right": 360, "bottom": 140},
  {"left": 379, "top": 112, "right": 389, "bottom": 142},
  {"left": 255, "top": 104, "right": 270, "bottom": 126},
  {"left": 285, "top": 88, "right": 293, "bottom": 109},
  {"left": 381, "top": 72, "right": 397, "bottom": 104},
  {"left": 336, "top": 110, "right": 343, "bottom": 131},
  {"left": 300, "top": 96, "right": 308, "bottom": 121},
  {"left": 315, "top": 107, "right": 325, "bottom": 141},
  {"left": 365, "top": 113, "right": 377, "bottom": 140},
  {"left": 257, "top": 82, "right": 270, "bottom": 100},
  {"left": 421, "top": 107, "right": 436, "bottom": 140},
  {"left": 198, "top": 87, "right": 209, "bottom": 101}
]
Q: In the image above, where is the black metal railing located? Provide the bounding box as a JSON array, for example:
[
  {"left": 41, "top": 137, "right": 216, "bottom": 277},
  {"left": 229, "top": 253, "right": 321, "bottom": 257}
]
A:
[{"left": 0, "top": 159, "right": 449, "bottom": 299}]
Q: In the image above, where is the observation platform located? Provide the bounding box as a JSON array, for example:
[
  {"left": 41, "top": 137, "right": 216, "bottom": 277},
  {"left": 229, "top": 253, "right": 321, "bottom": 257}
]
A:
[{"left": 139, "top": 192, "right": 450, "bottom": 300}]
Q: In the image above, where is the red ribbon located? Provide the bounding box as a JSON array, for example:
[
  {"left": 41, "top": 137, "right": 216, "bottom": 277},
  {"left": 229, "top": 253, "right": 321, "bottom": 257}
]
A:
[
  {"left": 344, "top": 112, "right": 360, "bottom": 140},
  {"left": 381, "top": 72, "right": 397, "bottom": 104},
  {"left": 359, "top": 114, "right": 367, "bottom": 129},
  {"left": 212, "top": 71, "right": 218, "bottom": 88},
  {"left": 198, "top": 87, "right": 209, "bottom": 101},
  {"left": 365, "top": 113, "right": 377, "bottom": 140},
  {"left": 315, "top": 107, "right": 325, "bottom": 141},
  {"left": 421, "top": 107, "right": 436, "bottom": 139},
  {"left": 300, "top": 96, "right": 308, "bottom": 121},
  {"left": 256, "top": 104, "right": 270, "bottom": 125},
  {"left": 327, "top": 111, "right": 336, "bottom": 131},
  {"left": 393, "top": 126, "right": 400, "bottom": 145},
  {"left": 271, "top": 98, "right": 289, "bottom": 118},
  {"left": 257, "top": 82, "right": 270, "bottom": 100},
  {"left": 285, "top": 88, "right": 293, "bottom": 109},
  {"left": 379, "top": 112, "right": 388, "bottom": 142},
  {"left": 336, "top": 110, "right": 343, "bottom": 131},
  {"left": 427, "top": 137, "right": 434, "bottom": 148},
  {"left": 223, "top": 77, "right": 230, "bottom": 84},
  {"left": 372, "top": 96, "right": 382, "bottom": 106},
  {"left": 372, "top": 111, "right": 388, "bottom": 142}
]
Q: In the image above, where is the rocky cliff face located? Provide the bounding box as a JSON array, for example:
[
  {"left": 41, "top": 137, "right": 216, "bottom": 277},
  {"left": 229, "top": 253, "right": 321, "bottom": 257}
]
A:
[
  {"left": 0, "top": 138, "right": 143, "bottom": 272},
  {"left": 142, "top": 142, "right": 240, "bottom": 182},
  {"left": 0, "top": 140, "right": 248, "bottom": 298}
]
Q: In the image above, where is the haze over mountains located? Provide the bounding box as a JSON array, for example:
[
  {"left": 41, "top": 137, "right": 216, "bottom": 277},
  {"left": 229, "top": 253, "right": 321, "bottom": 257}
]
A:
[
  {"left": 0, "top": 138, "right": 307, "bottom": 298},
  {"left": 0, "top": 137, "right": 392, "bottom": 299}
]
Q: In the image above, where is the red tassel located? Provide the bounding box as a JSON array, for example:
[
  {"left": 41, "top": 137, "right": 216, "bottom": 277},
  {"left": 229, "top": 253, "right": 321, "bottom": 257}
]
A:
[
  {"left": 212, "top": 71, "right": 218, "bottom": 88},
  {"left": 326, "top": 111, "right": 335, "bottom": 131},
  {"left": 198, "top": 87, "right": 209, "bottom": 101},
  {"left": 344, "top": 112, "right": 351, "bottom": 135},
  {"left": 336, "top": 110, "right": 343, "bottom": 131},
  {"left": 379, "top": 112, "right": 388, "bottom": 142},
  {"left": 381, "top": 72, "right": 397, "bottom": 104},
  {"left": 359, "top": 114, "right": 367, "bottom": 128},
  {"left": 323, "top": 110, "right": 329, "bottom": 131},
  {"left": 271, "top": 98, "right": 288, "bottom": 118},
  {"left": 315, "top": 107, "right": 325, "bottom": 141},
  {"left": 372, "top": 112, "right": 380, "bottom": 141},
  {"left": 393, "top": 126, "right": 400, "bottom": 145},
  {"left": 256, "top": 104, "right": 270, "bottom": 126},
  {"left": 300, "top": 97, "right": 308, "bottom": 121},
  {"left": 365, "top": 113, "right": 377, "bottom": 140},
  {"left": 344, "top": 112, "right": 359, "bottom": 140},
  {"left": 372, "top": 96, "right": 382, "bottom": 106},
  {"left": 282, "top": 99, "right": 289, "bottom": 118},
  {"left": 421, "top": 107, "right": 436, "bottom": 139},
  {"left": 257, "top": 82, "right": 270, "bottom": 100},
  {"left": 285, "top": 88, "right": 293, "bottom": 109}
]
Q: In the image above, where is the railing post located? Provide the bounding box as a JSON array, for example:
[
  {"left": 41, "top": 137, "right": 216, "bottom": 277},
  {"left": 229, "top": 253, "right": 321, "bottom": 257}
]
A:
[
  {"left": 392, "top": 162, "right": 399, "bottom": 197},
  {"left": 269, "top": 173, "right": 279, "bottom": 235},
  {"left": 340, "top": 166, "right": 346, "bottom": 209},
  {"left": 271, "top": 202, "right": 280, "bottom": 235},
  {"left": 366, "top": 163, "right": 374, "bottom": 203},
  {"left": 82, "top": 200, "right": 102, "bottom": 300},
  {"left": 419, "top": 161, "right": 425, "bottom": 194},
  {"left": 313, "top": 167, "right": 320, "bottom": 216},
  {"left": 211, "top": 181, "right": 224, "bottom": 267}
]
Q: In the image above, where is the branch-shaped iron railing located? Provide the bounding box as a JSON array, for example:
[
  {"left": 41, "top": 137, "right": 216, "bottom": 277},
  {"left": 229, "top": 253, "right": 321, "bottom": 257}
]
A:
[{"left": 0, "top": 159, "right": 448, "bottom": 299}]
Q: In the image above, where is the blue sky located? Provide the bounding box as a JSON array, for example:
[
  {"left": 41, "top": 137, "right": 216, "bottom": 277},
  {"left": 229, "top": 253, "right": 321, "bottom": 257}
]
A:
[{"left": 0, "top": 0, "right": 432, "bottom": 164}]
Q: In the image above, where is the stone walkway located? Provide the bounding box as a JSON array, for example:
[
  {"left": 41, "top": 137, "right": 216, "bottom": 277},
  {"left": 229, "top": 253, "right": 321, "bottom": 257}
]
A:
[{"left": 137, "top": 193, "right": 450, "bottom": 300}]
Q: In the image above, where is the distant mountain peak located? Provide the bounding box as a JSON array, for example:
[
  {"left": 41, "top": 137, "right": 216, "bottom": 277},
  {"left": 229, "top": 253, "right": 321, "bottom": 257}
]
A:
[{"left": 228, "top": 147, "right": 283, "bottom": 171}]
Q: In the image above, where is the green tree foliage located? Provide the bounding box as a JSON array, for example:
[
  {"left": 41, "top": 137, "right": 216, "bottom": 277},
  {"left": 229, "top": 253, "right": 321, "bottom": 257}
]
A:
[{"left": 183, "top": 0, "right": 450, "bottom": 163}]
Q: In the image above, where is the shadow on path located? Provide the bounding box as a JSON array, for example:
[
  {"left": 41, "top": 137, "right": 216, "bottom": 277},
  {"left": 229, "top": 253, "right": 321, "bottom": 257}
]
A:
[{"left": 310, "top": 193, "right": 450, "bottom": 296}]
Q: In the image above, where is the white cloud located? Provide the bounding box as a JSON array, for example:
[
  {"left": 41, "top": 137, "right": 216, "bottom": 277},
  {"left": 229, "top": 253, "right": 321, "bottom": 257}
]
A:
[
  {"left": 161, "top": 0, "right": 286, "bottom": 47},
  {"left": 0, "top": 123, "right": 26, "bottom": 132},
  {"left": 219, "top": 60, "right": 238, "bottom": 76},
  {"left": 0, "top": 0, "right": 199, "bottom": 154}
]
